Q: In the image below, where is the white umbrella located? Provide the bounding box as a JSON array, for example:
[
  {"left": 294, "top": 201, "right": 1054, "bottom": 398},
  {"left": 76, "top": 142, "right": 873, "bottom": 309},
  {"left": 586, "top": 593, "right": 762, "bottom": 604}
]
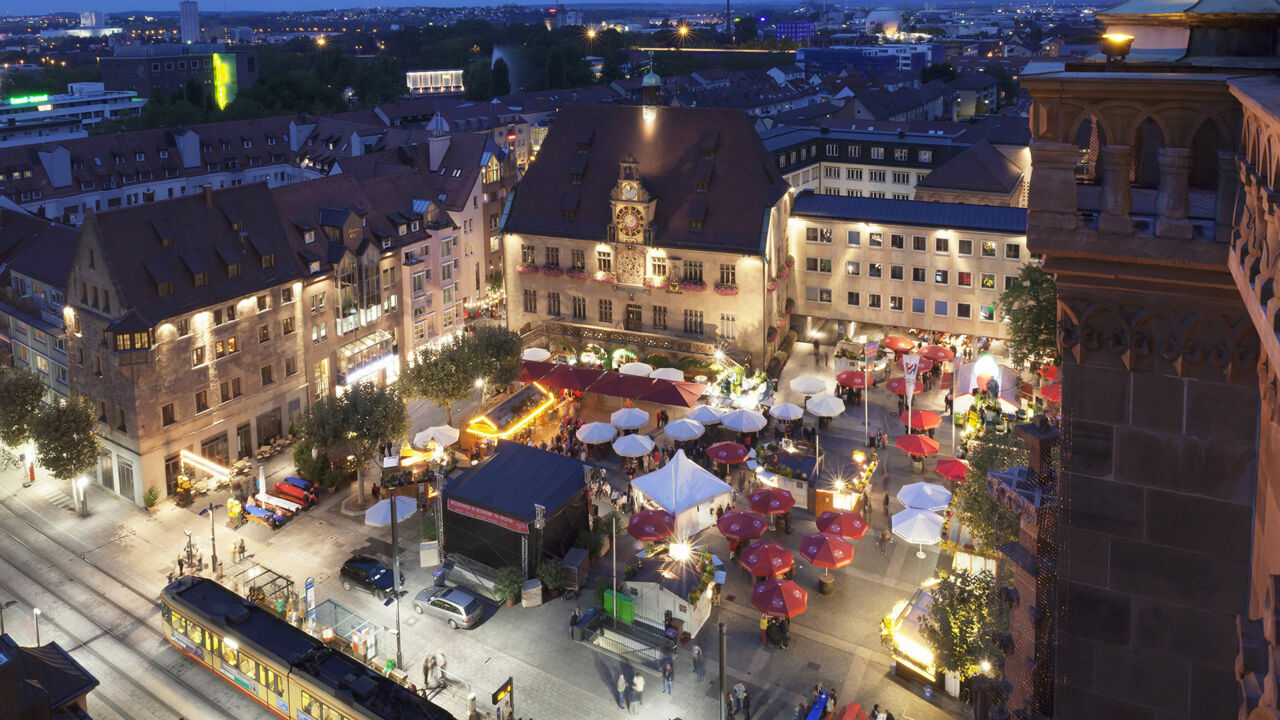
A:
[
  {"left": 897, "top": 481, "right": 952, "bottom": 512},
  {"left": 576, "top": 422, "right": 618, "bottom": 444},
  {"left": 892, "top": 508, "right": 944, "bottom": 558},
  {"left": 720, "top": 409, "right": 767, "bottom": 433},
  {"left": 364, "top": 495, "right": 417, "bottom": 527},
  {"left": 769, "top": 402, "right": 804, "bottom": 421},
  {"left": 651, "top": 367, "right": 685, "bottom": 382},
  {"left": 789, "top": 375, "right": 827, "bottom": 395},
  {"left": 613, "top": 434, "right": 655, "bottom": 458},
  {"left": 619, "top": 362, "right": 655, "bottom": 377},
  {"left": 610, "top": 407, "right": 649, "bottom": 430},
  {"left": 806, "top": 394, "right": 846, "bottom": 417},
  {"left": 521, "top": 347, "right": 551, "bottom": 362},
  {"left": 664, "top": 418, "right": 706, "bottom": 441},
  {"left": 685, "top": 405, "right": 724, "bottom": 425},
  {"left": 414, "top": 425, "right": 460, "bottom": 448}
]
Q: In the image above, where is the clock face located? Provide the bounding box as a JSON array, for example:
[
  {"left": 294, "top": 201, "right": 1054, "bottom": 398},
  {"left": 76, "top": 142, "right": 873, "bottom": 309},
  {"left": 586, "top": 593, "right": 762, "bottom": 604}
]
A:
[
  {"left": 616, "top": 206, "right": 643, "bottom": 237},
  {"left": 622, "top": 183, "right": 638, "bottom": 200}
]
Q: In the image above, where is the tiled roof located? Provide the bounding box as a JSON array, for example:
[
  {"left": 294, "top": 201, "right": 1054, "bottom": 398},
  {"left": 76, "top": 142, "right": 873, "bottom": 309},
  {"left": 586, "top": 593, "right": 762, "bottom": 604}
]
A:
[
  {"left": 953, "top": 115, "right": 1032, "bottom": 146},
  {"left": 0, "top": 207, "right": 77, "bottom": 287},
  {"left": 791, "top": 190, "right": 1027, "bottom": 233},
  {"left": 504, "top": 105, "right": 789, "bottom": 254},
  {"left": 916, "top": 140, "right": 1022, "bottom": 194}
]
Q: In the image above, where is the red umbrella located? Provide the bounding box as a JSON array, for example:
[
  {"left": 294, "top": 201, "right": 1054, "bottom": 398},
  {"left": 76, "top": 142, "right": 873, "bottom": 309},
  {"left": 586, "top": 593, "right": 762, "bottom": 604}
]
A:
[
  {"left": 935, "top": 457, "right": 969, "bottom": 483},
  {"left": 815, "top": 510, "right": 868, "bottom": 540},
  {"left": 1043, "top": 383, "right": 1062, "bottom": 403},
  {"left": 1039, "top": 365, "right": 1059, "bottom": 382},
  {"left": 707, "top": 441, "right": 749, "bottom": 465},
  {"left": 882, "top": 336, "right": 916, "bottom": 353},
  {"left": 739, "top": 541, "right": 794, "bottom": 578},
  {"left": 627, "top": 509, "right": 675, "bottom": 542},
  {"left": 589, "top": 372, "right": 655, "bottom": 399},
  {"left": 718, "top": 509, "right": 767, "bottom": 542},
  {"left": 639, "top": 380, "right": 707, "bottom": 408},
  {"left": 899, "top": 410, "right": 941, "bottom": 430},
  {"left": 748, "top": 486, "right": 796, "bottom": 515},
  {"left": 885, "top": 377, "right": 925, "bottom": 396},
  {"left": 895, "top": 356, "right": 934, "bottom": 374},
  {"left": 751, "top": 578, "right": 808, "bottom": 618},
  {"left": 836, "top": 370, "right": 874, "bottom": 389},
  {"left": 896, "top": 434, "right": 941, "bottom": 458},
  {"left": 542, "top": 364, "right": 603, "bottom": 392},
  {"left": 519, "top": 360, "right": 556, "bottom": 383},
  {"left": 920, "top": 345, "right": 955, "bottom": 363},
  {"left": 800, "top": 532, "right": 854, "bottom": 579}
]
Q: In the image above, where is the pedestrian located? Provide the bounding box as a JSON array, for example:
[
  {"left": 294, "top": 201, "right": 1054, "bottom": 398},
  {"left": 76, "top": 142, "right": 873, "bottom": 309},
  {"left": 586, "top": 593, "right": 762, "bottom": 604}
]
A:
[
  {"left": 617, "top": 673, "right": 628, "bottom": 710},
  {"left": 570, "top": 607, "right": 580, "bottom": 638},
  {"left": 880, "top": 528, "right": 892, "bottom": 555},
  {"left": 883, "top": 492, "right": 891, "bottom": 520},
  {"left": 760, "top": 614, "right": 769, "bottom": 646},
  {"left": 177, "top": 557, "right": 185, "bottom": 575},
  {"left": 743, "top": 689, "right": 752, "bottom": 720},
  {"left": 733, "top": 681, "right": 747, "bottom": 713},
  {"left": 691, "top": 644, "right": 704, "bottom": 683},
  {"left": 780, "top": 617, "right": 791, "bottom": 650},
  {"left": 632, "top": 674, "right": 645, "bottom": 711},
  {"left": 661, "top": 656, "right": 674, "bottom": 694}
]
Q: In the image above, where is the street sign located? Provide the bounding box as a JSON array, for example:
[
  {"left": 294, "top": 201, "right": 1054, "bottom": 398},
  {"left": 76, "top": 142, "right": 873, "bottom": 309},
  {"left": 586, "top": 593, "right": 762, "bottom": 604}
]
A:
[
  {"left": 305, "top": 577, "right": 316, "bottom": 621},
  {"left": 492, "top": 676, "right": 513, "bottom": 705}
]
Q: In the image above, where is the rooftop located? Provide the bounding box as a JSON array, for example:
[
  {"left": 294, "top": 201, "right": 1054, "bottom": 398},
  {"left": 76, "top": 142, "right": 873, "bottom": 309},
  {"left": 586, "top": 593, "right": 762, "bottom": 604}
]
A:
[
  {"left": 791, "top": 190, "right": 1027, "bottom": 234},
  {"left": 446, "top": 440, "right": 588, "bottom": 521}
]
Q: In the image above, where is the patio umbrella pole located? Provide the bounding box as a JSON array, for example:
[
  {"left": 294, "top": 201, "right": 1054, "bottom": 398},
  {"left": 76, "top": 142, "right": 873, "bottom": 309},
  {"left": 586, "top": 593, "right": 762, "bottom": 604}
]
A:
[
  {"left": 612, "top": 515, "right": 617, "bottom": 629},
  {"left": 392, "top": 494, "right": 403, "bottom": 671},
  {"left": 951, "top": 365, "right": 956, "bottom": 457}
]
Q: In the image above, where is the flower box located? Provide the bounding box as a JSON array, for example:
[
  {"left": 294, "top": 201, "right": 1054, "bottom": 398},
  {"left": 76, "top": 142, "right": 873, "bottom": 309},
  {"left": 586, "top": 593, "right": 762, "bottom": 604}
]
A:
[
  {"left": 566, "top": 268, "right": 589, "bottom": 280},
  {"left": 767, "top": 278, "right": 779, "bottom": 293},
  {"left": 714, "top": 283, "right": 739, "bottom": 296},
  {"left": 593, "top": 271, "right": 615, "bottom": 284},
  {"left": 517, "top": 263, "right": 539, "bottom": 274},
  {"left": 785, "top": 255, "right": 795, "bottom": 268},
  {"left": 676, "top": 280, "right": 707, "bottom": 293},
  {"left": 767, "top": 327, "right": 779, "bottom": 342},
  {"left": 541, "top": 265, "right": 564, "bottom": 277},
  {"left": 776, "top": 266, "right": 790, "bottom": 280},
  {"left": 645, "top": 276, "right": 670, "bottom": 290}
]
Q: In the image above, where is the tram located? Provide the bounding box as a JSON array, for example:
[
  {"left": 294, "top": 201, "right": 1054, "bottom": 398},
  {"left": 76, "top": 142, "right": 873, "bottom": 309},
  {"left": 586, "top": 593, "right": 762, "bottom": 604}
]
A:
[{"left": 161, "top": 575, "right": 455, "bottom": 720}]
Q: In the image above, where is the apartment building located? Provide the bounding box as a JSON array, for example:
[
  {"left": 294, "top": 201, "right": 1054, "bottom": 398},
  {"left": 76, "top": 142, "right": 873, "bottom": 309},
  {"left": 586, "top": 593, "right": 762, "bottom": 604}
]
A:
[
  {"left": 788, "top": 191, "right": 1027, "bottom": 339},
  {"left": 0, "top": 206, "right": 77, "bottom": 402}
]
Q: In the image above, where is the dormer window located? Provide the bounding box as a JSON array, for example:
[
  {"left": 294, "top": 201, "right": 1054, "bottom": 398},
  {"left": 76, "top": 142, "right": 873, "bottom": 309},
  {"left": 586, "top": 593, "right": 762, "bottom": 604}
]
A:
[
  {"left": 113, "top": 331, "right": 152, "bottom": 352},
  {"left": 690, "top": 219, "right": 703, "bottom": 232},
  {"left": 135, "top": 152, "right": 145, "bottom": 162},
  {"left": 398, "top": 224, "right": 407, "bottom": 236},
  {"left": 194, "top": 272, "right": 208, "bottom": 287},
  {"left": 411, "top": 221, "right": 419, "bottom": 232},
  {"left": 159, "top": 150, "right": 168, "bottom": 159},
  {"left": 243, "top": 139, "right": 252, "bottom": 148},
  {"left": 261, "top": 254, "right": 275, "bottom": 269},
  {"left": 220, "top": 141, "right": 230, "bottom": 152},
  {"left": 695, "top": 181, "right": 708, "bottom": 193},
  {"left": 267, "top": 136, "right": 276, "bottom": 145},
  {"left": 227, "top": 263, "right": 241, "bottom": 279},
  {"left": 309, "top": 260, "right": 321, "bottom": 273},
  {"left": 303, "top": 230, "right": 315, "bottom": 244},
  {"left": 157, "top": 281, "right": 173, "bottom": 297}
]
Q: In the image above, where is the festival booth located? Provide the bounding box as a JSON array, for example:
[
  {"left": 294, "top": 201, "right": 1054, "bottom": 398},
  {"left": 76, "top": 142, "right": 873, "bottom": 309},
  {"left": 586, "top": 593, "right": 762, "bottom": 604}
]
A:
[
  {"left": 812, "top": 449, "right": 878, "bottom": 517},
  {"left": 952, "top": 356, "right": 1021, "bottom": 416},
  {"left": 883, "top": 584, "right": 938, "bottom": 685},
  {"left": 441, "top": 440, "right": 590, "bottom": 579},
  {"left": 460, "top": 382, "right": 558, "bottom": 455},
  {"left": 626, "top": 550, "right": 722, "bottom": 639},
  {"left": 632, "top": 451, "right": 733, "bottom": 536}
]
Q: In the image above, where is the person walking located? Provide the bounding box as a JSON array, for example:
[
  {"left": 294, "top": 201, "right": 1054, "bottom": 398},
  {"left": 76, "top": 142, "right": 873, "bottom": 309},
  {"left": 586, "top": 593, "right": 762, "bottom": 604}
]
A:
[
  {"left": 780, "top": 617, "right": 791, "bottom": 650},
  {"left": 880, "top": 528, "right": 892, "bottom": 556},
  {"left": 691, "top": 644, "right": 704, "bottom": 683},
  {"left": 760, "top": 614, "right": 769, "bottom": 646},
  {"left": 882, "top": 492, "right": 891, "bottom": 520},
  {"left": 732, "top": 681, "right": 747, "bottom": 714},
  {"left": 661, "top": 656, "right": 674, "bottom": 694},
  {"left": 617, "top": 673, "right": 628, "bottom": 710},
  {"left": 570, "top": 607, "right": 580, "bottom": 639},
  {"left": 742, "top": 689, "right": 752, "bottom": 720},
  {"left": 632, "top": 674, "right": 645, "bottom": 712}
]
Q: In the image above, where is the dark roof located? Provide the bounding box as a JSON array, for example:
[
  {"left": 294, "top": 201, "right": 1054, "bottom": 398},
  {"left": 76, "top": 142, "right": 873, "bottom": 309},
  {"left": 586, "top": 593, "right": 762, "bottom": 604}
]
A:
[
  {"left": 0, "top": 634, "right": 99, "bottom": 713},
  {"left": 947, "top": 72, "right": 1000, "bottom": 91},
  {"left": 953, "top": 115, "right": 1033, "bottom": 147},
  {"left": 504, "top": 105, "right": 788, "bottom": 254},
  {"left": 446, "top": 440, "right": 588, "bottom": 521},
  {"left": 791, "top": 191, "right": 1027, "bottom": 233},
  {"left": 0, "top": 208, "right": 77, "bottom": 288},
  {"left": 916, "top": 140, "right": 1022, "bottom": 195}
]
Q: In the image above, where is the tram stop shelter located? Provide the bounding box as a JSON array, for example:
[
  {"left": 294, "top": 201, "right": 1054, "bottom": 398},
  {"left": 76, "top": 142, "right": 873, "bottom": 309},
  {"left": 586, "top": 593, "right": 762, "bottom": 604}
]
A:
[{"left": 442, "top": 440, "right": 591, "bottom": 579}]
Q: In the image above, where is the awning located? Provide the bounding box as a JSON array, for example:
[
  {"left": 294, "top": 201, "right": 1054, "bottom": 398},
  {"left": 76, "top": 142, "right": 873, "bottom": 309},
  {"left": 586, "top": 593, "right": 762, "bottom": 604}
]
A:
[
  {"left": 518, "top": 360, "right": 556, "bottom": 383},
  {"left": 638, "top": 380, "right": 706, "bottom": 408},
  {"left": 338, "top": 329, "right": 393, "bottom": 358},
  {"left": 586, "top": 372, "right": 654, "bottom": 399},
  {"left": 540, "top": 364, "right": 603, "bottom": 392}
]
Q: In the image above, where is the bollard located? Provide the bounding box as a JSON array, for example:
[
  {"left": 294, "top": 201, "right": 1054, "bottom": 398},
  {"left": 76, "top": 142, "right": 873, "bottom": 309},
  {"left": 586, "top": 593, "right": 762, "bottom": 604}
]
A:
[
  {"left": 924, "top": 685, "right": 934, "bottom": 700},
  {"left": 467, "top": 691, "right": 477, "bottom": 720}
]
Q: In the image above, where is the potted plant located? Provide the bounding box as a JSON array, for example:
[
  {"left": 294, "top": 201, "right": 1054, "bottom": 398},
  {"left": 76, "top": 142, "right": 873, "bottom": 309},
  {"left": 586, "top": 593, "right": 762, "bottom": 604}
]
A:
[
  {"left": 143, "top": 487, "right": 159, "bottom": 511},
  {"left": 517, "top": 262, "right": 539, "bottom": 274},
  {"left": 714, "top": 282, "right": 739, "bottom": 296},
  {"left": 494, "top": 567, "right": 523, "bottom": 607},
  {"left": 538, "top": 560, "right": 567, "bottom": 598}
]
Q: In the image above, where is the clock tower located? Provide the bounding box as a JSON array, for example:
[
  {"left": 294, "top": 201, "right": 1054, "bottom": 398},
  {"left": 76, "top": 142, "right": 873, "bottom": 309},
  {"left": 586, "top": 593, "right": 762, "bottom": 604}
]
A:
[{"left": 609, "top": 156, "right": 657, "bottom": 286}]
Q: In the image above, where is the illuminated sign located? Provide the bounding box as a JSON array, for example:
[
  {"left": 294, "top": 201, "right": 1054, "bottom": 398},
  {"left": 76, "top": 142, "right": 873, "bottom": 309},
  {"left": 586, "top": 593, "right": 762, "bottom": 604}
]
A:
[
  {"left": 212, "top": 54, "right": 237, "bottom": 110},
  {"left": 8, "top": 94, "right": 49, "bottom": 105}
]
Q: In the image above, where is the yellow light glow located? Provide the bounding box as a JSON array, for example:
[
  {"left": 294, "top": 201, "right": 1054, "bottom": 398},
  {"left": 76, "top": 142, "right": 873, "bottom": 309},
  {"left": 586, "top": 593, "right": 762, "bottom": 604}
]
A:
[
  {"left": 1102, "top": 32, "right": 1134, "bottom": 42},
  {"left": 587, "top": 29, "right": 597, "bottom": 38},
  {"left": 466, "top": 382, "right": 556, "bottom": 438},
  {"left": 853, "top": 450, "right": 867, "bottom": 464},
  {"left": 668, "top": 542, "right": 693, "bottom": 562},
  {"left": 179, "top": 449, "right": 229, "bottom": 481},
  {"left": 678, "top": 25, "right": 690, "bottom": 36},
  {"left": 316, "top": 36, "right": 326, "bottom": 46}
]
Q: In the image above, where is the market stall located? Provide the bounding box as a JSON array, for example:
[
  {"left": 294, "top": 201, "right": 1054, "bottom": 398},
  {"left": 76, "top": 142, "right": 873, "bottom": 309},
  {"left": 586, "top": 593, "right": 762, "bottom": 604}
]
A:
[
  {"left": 461, "top": 382, "right": 558, "bottom": 453},
  {"left": 883, "top": 585, "right": 938, "bottom": 684},
  {"left": 625, "top": 549, "right": 721, "bottom": 638},
  {"left": 632, "top": 451, "right": 733, "bottom": 536},
  {"left": 813, "top": 449, "right": 877, "bottom": 517}
]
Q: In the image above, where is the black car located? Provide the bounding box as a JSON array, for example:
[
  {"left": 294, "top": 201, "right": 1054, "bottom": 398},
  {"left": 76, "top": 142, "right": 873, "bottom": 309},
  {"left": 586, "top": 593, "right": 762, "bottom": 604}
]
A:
[{"left": 339, "top": 555, "right": 395, "bottom": 600}]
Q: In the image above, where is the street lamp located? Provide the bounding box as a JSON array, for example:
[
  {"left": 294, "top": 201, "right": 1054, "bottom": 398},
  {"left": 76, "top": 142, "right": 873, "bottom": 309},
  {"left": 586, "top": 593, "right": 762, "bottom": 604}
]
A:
[
  {"left": 198, "top": 503, "right": 224, "bottom": 577},
  {"left": 0, "top": 600, "right": 16, "bottom": 635},
  {"left": 76, "top": 475, "right": 89, "bottom": 517},
  {"left": 32, "top": 608, "right": 41, "bottom": 645}
]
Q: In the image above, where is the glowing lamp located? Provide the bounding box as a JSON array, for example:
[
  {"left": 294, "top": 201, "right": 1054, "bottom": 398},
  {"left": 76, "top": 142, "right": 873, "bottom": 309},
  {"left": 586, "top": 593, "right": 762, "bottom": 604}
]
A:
[
  {"left": 668, "top": 542, "right": 693, "bottom": 562},
  {"left": 1101, "top": 32, "right": 1134, "bottom": 62}
]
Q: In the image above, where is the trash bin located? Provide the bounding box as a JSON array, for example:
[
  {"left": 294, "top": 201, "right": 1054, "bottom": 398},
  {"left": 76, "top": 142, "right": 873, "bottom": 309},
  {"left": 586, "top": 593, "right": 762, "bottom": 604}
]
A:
[{"left": 521, "top": 579, "right": 543, "bottom": 608}]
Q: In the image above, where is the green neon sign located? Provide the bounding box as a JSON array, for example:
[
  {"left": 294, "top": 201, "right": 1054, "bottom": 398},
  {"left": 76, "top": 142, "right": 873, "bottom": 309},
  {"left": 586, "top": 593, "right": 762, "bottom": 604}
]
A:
[
  {"left": 8, "top": 94, "right": 49, "bottom": 105},
  {"left": 212, "top": 54, "right": 237, "bottom": 110}
]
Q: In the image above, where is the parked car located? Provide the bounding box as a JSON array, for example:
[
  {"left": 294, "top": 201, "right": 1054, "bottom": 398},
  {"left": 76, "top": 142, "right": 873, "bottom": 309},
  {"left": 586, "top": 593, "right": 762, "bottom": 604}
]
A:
[
  {"left": 340, "top": 555, "right": 394, "bottom": 600},
  {"left": 413, "top": 586, "right": 484, "bottom": 629}
]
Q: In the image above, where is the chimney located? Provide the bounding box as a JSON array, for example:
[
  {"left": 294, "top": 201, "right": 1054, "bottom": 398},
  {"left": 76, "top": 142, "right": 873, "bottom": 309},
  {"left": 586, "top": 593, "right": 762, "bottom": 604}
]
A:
[
  {"left": 202, "top": 184, "right": 213, "bottom": 207},
  {"left": 428, "top": 134, "right": 451, "bottom": 172},
  {"left": 1014, "top": 416, "right": 1060, "bottom": 489}
]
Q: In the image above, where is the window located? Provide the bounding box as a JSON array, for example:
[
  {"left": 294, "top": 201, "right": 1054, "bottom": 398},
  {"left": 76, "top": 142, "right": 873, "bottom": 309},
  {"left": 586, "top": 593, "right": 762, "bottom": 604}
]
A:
[
  {"left": 805, "top": 257, "right": 832, "bottom": 274},
  {"left": 162, "top": 404, "right": 176, "bottom": 426},
  {"left": 824, "top": 167, "right": 840, "bottom": 179},
  {"left": 890, "top": 265, "right": 904, "bottom": 281},
  {"left": 547, "top": 292, "right": 561, "bottom": 316},
  {"left": 894, "top": 148, "right": 908, "bottom": 161},
  {"left": 871, "top": 147, "right": 885, "bottom": 160},
  {"left": 805, "top": 227, "right": 832, "bottom": 244},
  {"left": 411, "top": 272, "right": 426, "bottom": 295},
  {"left": 957, "top": 303, "right": 972, "bottom": 319},
  {"left": 934, "top": 269, "right": 949, "bottom": 285},
  {"left": 682, "top": 261, "right": 703, "bottom": 283},
  {"left": 980, "top": 304, "right": 996, "bottom": 321},
  {"left": 177, "top": 319, "right": 190, "bottom": 336},
  {"left": 918, "top": 150, "right": 933, "bottom": 163},
  {"left": 847, "top": 168, "right": 862, "bottom": 180},
  {"left": 257, "top": 294, "right": 268, "bottom": 312},
  {"left": 546, "top": 247, "right": 560, "bottom": 266},
  {"left": 981, "top": 273, "right": 997, "bottom": 290},
  {"left": 845, "top": 261, "right": 860, "bottom": 276},
  {"left": 868, "top": 293, "right": 882, "bottom": 309},
  {"left": 911, "top": 297, "right": 925, "bottom": 313},
  {"left": 981, "top": 241, "right": 997, "bottom": 258},
  {"left": 258, "top": 324, "right": 270, "bottom": 343},
  {"left": 805, "top": 286, "right": 833, "bottom": 304},
  {"left": 571, "top": 249, "right": 585, "bottom": 270},
  {"left": 282, "top": 317, "right": 295, "bottom": 335},
  {"left": 1005, "top": 243, "right": 1022, "bottom": 260},
  {"left": 1005, "top": 275, "right": 1019, "bottom": 291},
  {"left": 720, "top": 314, "right": 736, "bottom": 340},
  {"left": 893, "top": 172, "right": 910, "bottom": 184},
  {"left": 869, "top": 233, "right": 883, "bottom": 248},
  {"left": 261, "top": 365, "right": 274, "bottom": 386},
  {"left": 572, "top": 296, "right": 586, "bottom": 320},
  {"left": 958, "top": 239, "right": 973, "bottom": 256},
  {"left": 649, "top": 256, "right": 668, "bottom": 278},
  {"left": 598, "top": 299, "right": 613, "bottom": 324},
  {"left": 825, "top": 143, "right": 838, "bottom": 156},
  {"left": 911, "top": 267, "right": 926, "bottom": 283},
  {"left": 935, "top": 237, "right": 950, "bottom": 254},
  {"left": 934, "top": 300, "right": 948, "bottom": 316},
  {"left": 889, "top": 295, "right": 904, "bottom": 312},
  {"left": 523, "top": 290, "right": 537, "bottom": 313},
  {"left": 214, "top": 337, "right": 237, "bottom": 358},
  {"left": 846, "top": 291, "right": 860, "bottom": 306},
  {"left": 869, "top": 170, "right": 886, "bottom": 183},
  {"left": 312, "top": 293, "right": 326, "bottom": 313},
  {"left": 890, "top": 234, "right": 905, "bottom": 250},
  {"left": 281, "top": 287, "right": 294, "bottom": 304},
  {"left": 868, "top": 262, "right": 883, "bottom": 278},
  {"left": 227, "top": 263, "right": 241, "bottom": 279},
  {"left": 597, "top": 250, "right": 612, "bottom": 273},
  {"left": 521, "top": 244, "right": 535, "bottom": 265},
  {"left": 718, "top": 264, "right": 736, "bottom": 286},
  {"left": 683, "top": 309, "right": 704, "bottom": 334},
  {"left": 285, "top": 356, "right": 298, "bottom": 376},
  {"left": 847, "top": 231, "right": 860, "bottom": 246},
  {"left": 192, "top": 346, "right": 206, "bottom": 367},
  {"left": 912, "top": 236, "right": 927, "bottom": 252},
  {"left": 869, "top": 191, "right": 886, "bottom": 199},
  {"left": 195, "top": 390, "right": 209, "bottom": 414},
  {"left": 848, "top": 145, "right": 861, "bottom": 159}
]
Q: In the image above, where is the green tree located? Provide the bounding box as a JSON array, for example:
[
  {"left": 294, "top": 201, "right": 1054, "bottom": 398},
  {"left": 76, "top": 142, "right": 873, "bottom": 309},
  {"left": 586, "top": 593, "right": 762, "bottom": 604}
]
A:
[
  {"left": 473, "top": 325, "right": 523, "bottom": 392},
  {"left": 30, "top": 396, "right": 101, "bottom": 482},
  {"left": 734, "top": 15, "right": 759, "bottom": 44},
  {"left": 955, "top": 424, "right": 1026, "bottom": 551},
  {"left": 997, "top": 264, "right": 1058, "bottom": 370},
  {"left": 0, "top": 366, "right": 45, "bottom": 449},
  {"left": 296, "top": 383, "right": 407, "bottom": 504},
  {"left": 921, "top": 63, "right": 959, "bottom": 84},
  {"left": 401, "top": 335, "right": 479, "bottom": 425},
  {"left": 463, "top": 57, "right": 492, "bottom": 100},
  {"left": 920, "top": 569, "right": 1001, "bottom": 678},
  {"left": 545, "top": 47, "right": 566, "bottom": 89},
  {"left": 490, "top": 57, "right": 512, "bottom": 97}
]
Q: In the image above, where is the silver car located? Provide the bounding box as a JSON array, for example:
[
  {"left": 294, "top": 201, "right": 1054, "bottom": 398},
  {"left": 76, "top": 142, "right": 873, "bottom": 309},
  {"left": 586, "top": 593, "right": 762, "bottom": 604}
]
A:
[{"left": 413, "top": 587, "right": 484, "bottom": 629}]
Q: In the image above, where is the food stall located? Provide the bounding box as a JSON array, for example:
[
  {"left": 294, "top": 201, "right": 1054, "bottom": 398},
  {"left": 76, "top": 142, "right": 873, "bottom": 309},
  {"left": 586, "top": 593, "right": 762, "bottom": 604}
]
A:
[
  {"left": 461, "top": 382, "right": 558, "bottom": 454},
  {"left": 749, "top": 439, "right": 825, "bottom": 512},
  {"left": 883, "top": 583, "right": 938, "bottom": 685},
  {"left": 813, "top": 449, "right": 877, "bottom": 517},
  {"left": 625, "top": 549, "right": 721, "bottom": 639}
]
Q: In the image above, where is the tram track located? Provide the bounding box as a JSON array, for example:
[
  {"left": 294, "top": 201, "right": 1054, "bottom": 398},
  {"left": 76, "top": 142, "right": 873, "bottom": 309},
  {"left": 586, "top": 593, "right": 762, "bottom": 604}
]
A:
[{"left": 0, "top": 498, "right": 263, "bottom": 720}]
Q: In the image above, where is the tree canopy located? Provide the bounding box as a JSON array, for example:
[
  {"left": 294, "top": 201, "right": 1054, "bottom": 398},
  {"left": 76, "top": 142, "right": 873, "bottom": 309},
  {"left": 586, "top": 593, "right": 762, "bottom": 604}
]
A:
[
  {"left": 401, "top": 326, "right": 524, "bottom": 423},
  {"left": 955, "top": 424, "right": 1025, "bottom": 551},
  {"left": 30, "top": 396, "right": 101, "bottom": 482},
  {"left": 296, "top": 382, "right": 408, "bottom": 503},
  {"left": 920, "top": 569, "right": 1001, "bottom": 678},
  {"left": 997, "top": 264, "right": 1059, "bottom": 370},
  {"left": 0, "top": 366, "right": 45, "bottom": 449}
]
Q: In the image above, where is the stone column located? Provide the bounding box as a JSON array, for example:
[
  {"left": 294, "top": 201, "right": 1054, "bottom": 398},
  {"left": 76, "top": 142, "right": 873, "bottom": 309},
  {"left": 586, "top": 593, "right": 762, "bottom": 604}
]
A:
[
  {"left": 1098, "top": 145, "right": 1134, "bottom": 235},
  {"left": 1028, "top": 142, "right": 1079, "bottom": 231},
  {"left": 1155, "top": 147, "right": 1194, "bottom": 240},
  {"left": 1217, "top": 151, "right": 1242, "bottom": 244}
]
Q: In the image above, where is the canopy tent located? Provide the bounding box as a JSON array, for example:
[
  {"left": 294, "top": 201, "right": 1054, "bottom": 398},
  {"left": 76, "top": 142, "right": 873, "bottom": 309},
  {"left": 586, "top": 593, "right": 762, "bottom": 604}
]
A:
[
  {"left": 518, "top": 360, "right": 556, "bottom": 383},
  {"left": 953, "top": 356, "right": 1021, "bottom": 414},
  {"left": 639, "top": 381, "right": 706, "bottom": 407},
  {"left": 540, "top": 364, "right": 604, "bottom": 392},
  {"left": 521, "top": 347, "right": 551, "bottom": 362},
  {"left": 619, "top": 362, "right": 655, "bottom": 377},
  {"left": 414, "top": 425, "right": 460, "bottom": 449},
  {"left": 685, "top": 405, "right": 724, "bottom": 425},
  {"left": 651, "top": 367, "right": 686, "bottom": 382},
  {"left": 632, "top": 450, "right": 733, "bottom": 536},
  {"left": 612, "top": 433, "right": 655, "bottom": 458},
  {"left": 610, "top": 407, "right": 649, "bottom": 430}
]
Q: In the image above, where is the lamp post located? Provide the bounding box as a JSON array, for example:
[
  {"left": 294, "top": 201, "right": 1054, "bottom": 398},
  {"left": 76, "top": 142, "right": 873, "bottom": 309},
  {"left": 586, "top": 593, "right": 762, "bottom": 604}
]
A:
[
  {"left": 199, "top": 503, "right": 224, "bottom": 577},
  {"left": 0, "top": 600, "right": 16, "bottom": 635},
  {"left": 32, "top": 608, "right": 41, "bottom": 645}
]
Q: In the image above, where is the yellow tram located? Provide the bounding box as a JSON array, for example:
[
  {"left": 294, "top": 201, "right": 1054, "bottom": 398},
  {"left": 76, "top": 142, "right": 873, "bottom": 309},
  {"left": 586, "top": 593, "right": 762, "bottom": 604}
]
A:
[{"left": 161, "top": 576, "right": 454, "bottom": 720}]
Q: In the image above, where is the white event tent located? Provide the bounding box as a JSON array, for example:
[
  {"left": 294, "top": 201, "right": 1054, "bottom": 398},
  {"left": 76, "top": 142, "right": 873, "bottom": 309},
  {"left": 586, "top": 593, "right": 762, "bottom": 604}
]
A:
[{"left": 632, "top": 450, "right": 733, "bottom": 536}]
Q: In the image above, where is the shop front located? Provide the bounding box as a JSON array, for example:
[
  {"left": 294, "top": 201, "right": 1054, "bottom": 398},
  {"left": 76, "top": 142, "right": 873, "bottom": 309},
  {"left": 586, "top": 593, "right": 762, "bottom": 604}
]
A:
[
  {"left": 336, "top": 329, "right": 398, "bottom": 391},
  {"left": 813, "top": 449, "right": 878, "bottom": 517}
]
